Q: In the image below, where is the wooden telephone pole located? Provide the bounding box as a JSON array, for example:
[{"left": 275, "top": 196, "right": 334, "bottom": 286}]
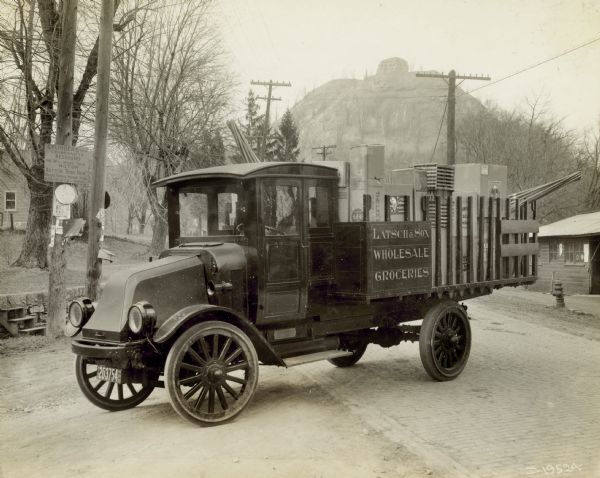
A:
[
  {"left": 251, "top": 80, "right": 291, "bottom": 160},
  {"left": 416, "top": 70, "right": 490, "bottom": 165},
  {"left": 86, "top": 0, "right": 114, "bottom": 300},
  {"left": 312, "top": 145, "right": 336, "bottom": 160},
  {"left": 46, "top": 0, "right": 78, "bottom": 337}
]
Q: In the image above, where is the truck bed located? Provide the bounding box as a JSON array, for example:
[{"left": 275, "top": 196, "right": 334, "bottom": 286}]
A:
[{"left": 332, "top": 195, "right": 539, "bottom": 302}]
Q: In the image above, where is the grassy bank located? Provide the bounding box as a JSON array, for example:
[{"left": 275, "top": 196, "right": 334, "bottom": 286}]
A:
[{"left": 0, "top": 231, "right": 149, "bottom": 295}]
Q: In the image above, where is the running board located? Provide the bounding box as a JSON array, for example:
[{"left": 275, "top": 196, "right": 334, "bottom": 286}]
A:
[{"left": 283, "top": 350, "right": 353, "bottom": 367}]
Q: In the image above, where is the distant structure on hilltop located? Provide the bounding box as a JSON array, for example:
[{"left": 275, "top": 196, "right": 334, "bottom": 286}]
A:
[{"left": 291, "top": 57, "right": 483, "bottom": 170}]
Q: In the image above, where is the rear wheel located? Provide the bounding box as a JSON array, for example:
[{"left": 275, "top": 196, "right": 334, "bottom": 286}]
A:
[
  {"left": 419, "top": 301, "right": 471, "bottom": 381},
  {"left": 165, "top": 321, "right": 259, "bottom": 426},
  {"left": 328, "top": 340, "right": 368, "bottom": 368},
  {"left": 75, "top": 356, "right": 154, "bottom": 411}
]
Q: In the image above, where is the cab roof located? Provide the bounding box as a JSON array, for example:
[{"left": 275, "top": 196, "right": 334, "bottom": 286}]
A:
[{"left": 153, "top": 162, "right": 338, "bottom": 187}]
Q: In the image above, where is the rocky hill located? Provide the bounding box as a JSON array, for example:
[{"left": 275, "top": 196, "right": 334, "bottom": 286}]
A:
[{"left": 291, "top": 58, "right": 484, "bottom": 170}]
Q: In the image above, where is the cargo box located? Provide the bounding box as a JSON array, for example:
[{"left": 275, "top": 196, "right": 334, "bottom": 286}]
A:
[{"left": 333, "top": 221, "right": 432, "bottom": 300}]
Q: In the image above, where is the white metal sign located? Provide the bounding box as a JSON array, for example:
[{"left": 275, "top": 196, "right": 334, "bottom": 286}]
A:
[
  {"left": 53, "top": 199, "right": 71, "bottom": 219},
  {"left": 55, "top": 184, "right": 78, "bottom": 205}
]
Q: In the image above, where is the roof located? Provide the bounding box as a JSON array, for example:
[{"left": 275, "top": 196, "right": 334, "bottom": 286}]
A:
[
  {"left": 153, "top": 162, "right": 338, "bottom": 187},
  {"left": 538, "top": 211, "right": 600, "bottom": 238}
]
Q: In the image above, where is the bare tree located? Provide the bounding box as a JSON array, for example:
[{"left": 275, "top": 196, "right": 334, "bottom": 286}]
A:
[
  {"left": 110, "top": 0, "right": 232, "bottom": 254},
  {"left": 577, "top": 124, "right": 600, "bottom": 210},
  {"left": 108, "top": 150, "right": 149, "bottom": 234},
  {"left": 456, "top": 96, "right": 580, "bottom": 222},
  {"left": 0, "top": 0, "right": 132, "bottom": 268}
]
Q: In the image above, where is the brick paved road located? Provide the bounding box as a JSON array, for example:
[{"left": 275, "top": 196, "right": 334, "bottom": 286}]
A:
[{"left": 298, "top": 295, "right": 600, "bottom": 478}]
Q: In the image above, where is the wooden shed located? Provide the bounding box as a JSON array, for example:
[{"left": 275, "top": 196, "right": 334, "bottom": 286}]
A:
[
  {"left": 0, "top": 152, "right": 30, "bottom": 230},
  {"left": 532, "top": 211, "right": 600, "bottom": 295}
]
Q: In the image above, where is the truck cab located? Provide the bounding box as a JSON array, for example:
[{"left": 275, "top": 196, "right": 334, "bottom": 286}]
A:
[{"left": 159, "top": 162, "right": 339, "bottom": 325}]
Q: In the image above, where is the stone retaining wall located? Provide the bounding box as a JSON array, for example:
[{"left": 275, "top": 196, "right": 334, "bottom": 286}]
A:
[{"left": 0, "top": 286, "right": 87, "bottom": 311}]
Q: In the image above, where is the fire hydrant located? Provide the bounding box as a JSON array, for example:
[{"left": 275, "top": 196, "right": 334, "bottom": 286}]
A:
[{"left": 552, "top": 281, "right": 565, "bottom": 308}]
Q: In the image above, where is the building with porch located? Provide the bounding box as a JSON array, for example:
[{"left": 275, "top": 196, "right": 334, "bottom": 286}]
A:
[{"left": 532, "top": 211, "right": 600, "bottom": 295}]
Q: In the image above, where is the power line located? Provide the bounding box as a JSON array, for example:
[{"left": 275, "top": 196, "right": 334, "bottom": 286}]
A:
[
  {"left": 430, "top": 101, "right": 448, "bottom": 162},
  {"left": 289, "top": 34, "right": 600, "bottom": 107},
  {"left": 251, "top": 80, "right": 291, "bottom": 160},
  {"left": 301, "top": 92, "right": 447, "bottom": 101},
  {"left": 417, "top": 70, "right": 490, "bottom": 165},
  {"left": 461, "top": 32, "right": 600, "bottom": 97}
]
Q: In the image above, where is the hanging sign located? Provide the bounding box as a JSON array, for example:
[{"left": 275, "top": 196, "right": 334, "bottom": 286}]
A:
[
  {"left": 53, "top": 199, "right": 71, "bottom": 219},
  {"left": 44, "top": 144, "right": 92, "bottom": 184},
  {"left": 55, "top": 184, "right": 78, "bottom": 205}
]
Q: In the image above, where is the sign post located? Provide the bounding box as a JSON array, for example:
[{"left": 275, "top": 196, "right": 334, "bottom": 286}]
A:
[
  {"left": 46, "top": 0, "right": 80, "bottom": 339},
  {"left": 44, "top": 144, "right": 92, "bottom": 246},
  {"left": 86, "top": 0, "right": 114, "bottom": 300}
]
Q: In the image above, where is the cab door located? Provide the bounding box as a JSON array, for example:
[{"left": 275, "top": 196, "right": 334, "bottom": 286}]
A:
[{"left": 257, "top": 178, "right": 308, "bottom": 324}]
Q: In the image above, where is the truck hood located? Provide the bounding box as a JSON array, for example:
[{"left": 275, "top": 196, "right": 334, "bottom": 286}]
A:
[{"left": 82, "top": 255, "right": 207, "bottom": 341}]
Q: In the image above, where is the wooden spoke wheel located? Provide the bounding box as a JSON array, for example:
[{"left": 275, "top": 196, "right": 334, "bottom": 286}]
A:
[
  {"left": 165, "top": 321, "right": 259, "bottom": 426},
  {"left": 419, "top": 301, "right": 471, "bottom": 381},
  {"left": 75, "top": 356, "right": 154, "bottom": 411},
  {"left": 328, "top": 341, "right": 368, "bottom": 368}
]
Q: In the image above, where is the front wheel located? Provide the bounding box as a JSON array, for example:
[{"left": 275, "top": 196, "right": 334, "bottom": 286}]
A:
[
  {"left": 165, "top": 321, "right": 259, "bottom": 426},
  {"left": 75, "top": 356, "right": 155, "bottom": 411},
  {"left": 419, "top": 301, "right": 471, "bottom": 381}
]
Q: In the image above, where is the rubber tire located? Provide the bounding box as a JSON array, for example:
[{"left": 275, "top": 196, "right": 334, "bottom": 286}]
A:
[
  {"left": 328, "top": 342, "right": 368, "bottom": 368},
  {"left": 75, "top": 355, "right": 154, "bottom": 412},
  {"left": 419, "top": 300, "right": 471, "bottom": 381},
  {"left": 165, "top": 321, "right": 259, "bottom": 426}
]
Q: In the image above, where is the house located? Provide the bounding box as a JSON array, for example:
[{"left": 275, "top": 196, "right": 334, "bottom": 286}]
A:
[
  {"left": 0, "top": 151, "right": 30, "bottom": 230},
  {"left": 532, "top": 211, "right": 600, "bottom": 295}
]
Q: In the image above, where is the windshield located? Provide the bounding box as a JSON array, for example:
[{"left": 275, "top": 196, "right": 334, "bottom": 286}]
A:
[{"left": 177, "top": 182, "right": 242, "bottom": 238}]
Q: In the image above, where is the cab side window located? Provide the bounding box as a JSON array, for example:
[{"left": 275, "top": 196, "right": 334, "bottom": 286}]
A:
[
  {"left": 217, "top": 192, "right": 238, "bottom": 231},
  {"left": 263, "top": 182, "right": 300, "bottom": 236},
  {"left": 179, "top": 192, "right": 208, "bottom": 236},
  {"left": 308, "top": 186, "right": 330, "bottom": 229}
]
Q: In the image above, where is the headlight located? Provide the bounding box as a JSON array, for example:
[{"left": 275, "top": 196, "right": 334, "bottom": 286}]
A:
[
  {"left": 128, "top": 305, "right": 143, "bottom": 333},
  {"left": 207, "top": 281, "right": 216, "bottom": 297},
  {"left": 68, "top": 298, "right": 94, "bottom": 328},
  {"left": 127, "top": 301, "right": 156, "bottom": 335}
]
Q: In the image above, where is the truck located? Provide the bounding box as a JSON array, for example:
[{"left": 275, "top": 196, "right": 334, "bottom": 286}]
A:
[{"left": 70, "top": 144, "right": 559, "bottom": 425}]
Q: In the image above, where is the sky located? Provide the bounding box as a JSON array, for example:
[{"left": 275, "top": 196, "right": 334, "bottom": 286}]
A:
[{"left": 214, "top": 0, "right": 600, "bottom": 134}]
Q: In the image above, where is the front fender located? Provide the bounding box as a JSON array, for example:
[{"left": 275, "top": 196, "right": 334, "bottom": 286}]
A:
[{"left": 153, "top": 304, "right": 285, "bottom": 366}]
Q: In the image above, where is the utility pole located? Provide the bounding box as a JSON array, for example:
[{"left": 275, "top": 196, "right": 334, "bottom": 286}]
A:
[
  {"left": 86, "top": 0, "right": 114, "bottom": 300},
  {"left": 251, "top": 80, "right": 291, "bottom": 160},
  {"left": 256, "top": 94, "right": 281, "bottom": 157},
  {"left": 47, "top": 0, "right": 78, "bottom": 338},
  {"left": 416, "top": 70, "right": 490, "bottom": 165},
  {"left": 312, "top": 145, "right": 336, "bottom": 160}
]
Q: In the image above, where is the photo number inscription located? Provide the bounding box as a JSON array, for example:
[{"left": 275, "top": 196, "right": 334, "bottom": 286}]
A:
[
  {"left": 524, "top": 464, "right": 583, "bottom": 475},
  {"left": 370, "top": 222, "right": 432, "bottom": 292}
]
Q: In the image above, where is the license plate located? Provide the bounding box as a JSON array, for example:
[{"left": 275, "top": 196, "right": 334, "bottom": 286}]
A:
[{"left": 97, "top": 366, "right": 122, "bottom": 384}]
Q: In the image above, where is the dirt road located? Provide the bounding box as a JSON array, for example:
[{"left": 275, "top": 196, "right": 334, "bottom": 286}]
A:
[
  {"left": 1, "top": 289, "right": 599, "bottom": 478},
  {"left": 0, "top": 343, "right": 430, "bottom": 478}
]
